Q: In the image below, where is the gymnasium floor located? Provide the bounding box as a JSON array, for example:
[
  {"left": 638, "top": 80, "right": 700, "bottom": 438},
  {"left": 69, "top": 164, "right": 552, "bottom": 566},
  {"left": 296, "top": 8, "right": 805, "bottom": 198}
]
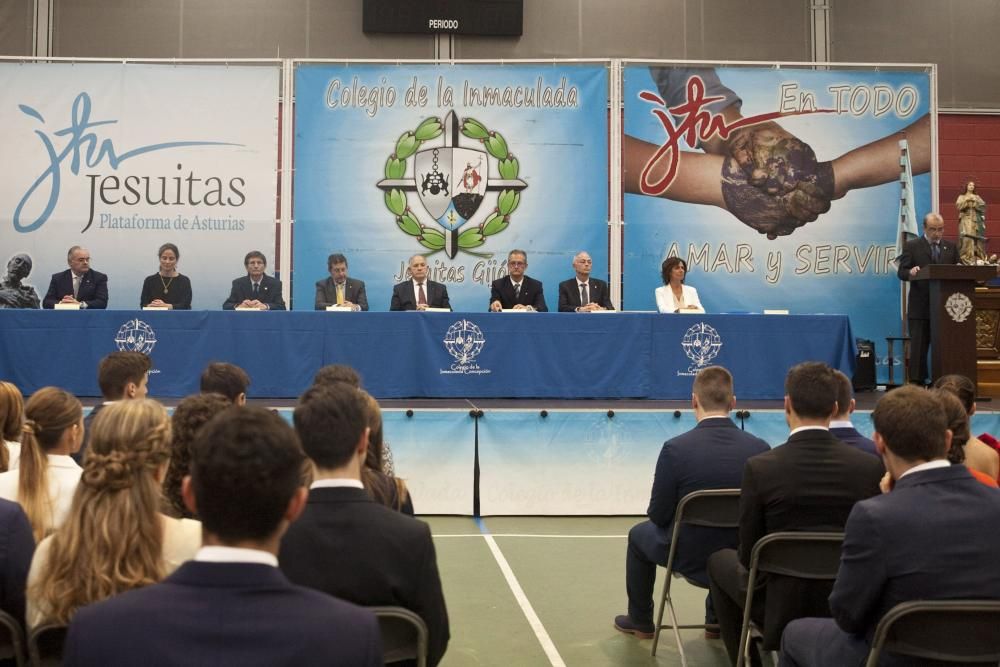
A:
[{"left": 425, "top": 515, "right": 733, "bottom": 667}]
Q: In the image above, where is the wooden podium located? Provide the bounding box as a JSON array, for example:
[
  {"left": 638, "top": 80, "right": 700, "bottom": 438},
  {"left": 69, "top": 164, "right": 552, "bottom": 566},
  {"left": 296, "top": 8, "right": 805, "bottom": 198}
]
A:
[{"left": 912, "top": 265, "right": 996, "bottom": 384}]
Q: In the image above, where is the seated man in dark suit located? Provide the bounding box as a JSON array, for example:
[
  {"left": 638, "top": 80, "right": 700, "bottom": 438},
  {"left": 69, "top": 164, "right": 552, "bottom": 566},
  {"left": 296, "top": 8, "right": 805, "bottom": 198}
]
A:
[
  {"left": 390, "top": 254, "right": 451, "bottom": 311},
  {"left": 558, "top": 251, "right": 614, "bottom": 312},
  {"left": 314, "top": 252, "right": 369, "bottom": 311},
  {"left": 828, "top": 370, "right": 878, "bottom": 457},
  {"left": 281, "top": 383, "right": 449, "bottom": 667},
  {"left": 614, "top": 366, "right": 769, "bottom": 639},
  {"left": 42, "top": 246, "right": 109, "bottom": 309},
  {"left": 781, "top": 385, "right": 1000, "bottom": 667},
  {"left": 222, "top": 250, "right": 286, "bottom": 310},
  {"left": 707, "top": 362, "right": 883, "bottom": 666},
  {"left": 63, "top": 406, "right": 381, "bottom": 667},
  {"left": 77, "top": 351, "right": 150, "bottom": 464},
  {"left": 489, "top": 249, "right": 547, "bottom": 312}
]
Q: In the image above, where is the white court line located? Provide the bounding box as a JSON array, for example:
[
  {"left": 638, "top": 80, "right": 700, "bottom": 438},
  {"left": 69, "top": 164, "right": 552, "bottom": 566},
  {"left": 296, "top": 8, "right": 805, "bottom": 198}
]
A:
[
  {"left": 481, "top": 532, "right": 567, "bottom": 667},
  {"left": 434, "top": 533, "right": 626, "bottom": 538}
]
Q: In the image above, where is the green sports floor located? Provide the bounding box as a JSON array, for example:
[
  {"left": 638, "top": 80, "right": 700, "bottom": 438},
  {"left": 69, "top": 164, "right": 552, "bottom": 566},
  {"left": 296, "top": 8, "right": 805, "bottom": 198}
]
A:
[{"left": 424, "top": 516, "right": 734, "bottom": 667}]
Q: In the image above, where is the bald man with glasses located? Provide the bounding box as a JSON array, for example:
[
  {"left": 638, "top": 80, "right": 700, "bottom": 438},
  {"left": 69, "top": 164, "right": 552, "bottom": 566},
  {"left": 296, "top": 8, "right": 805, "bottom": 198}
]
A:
[{"left": 558, "top": 251, "right": 614, "bottom": 312}]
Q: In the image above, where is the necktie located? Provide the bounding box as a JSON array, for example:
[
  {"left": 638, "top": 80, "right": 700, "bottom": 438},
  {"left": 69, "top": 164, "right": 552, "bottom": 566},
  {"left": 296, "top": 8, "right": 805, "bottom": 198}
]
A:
[
  {"left": 252, "top": 282, "right": 259, "bottom": 297},
  {"left": 932, "top": 243, "right": 941, "bottom": 263},
  {"left": 514, "top": 283, "right": 521, "bottom": 299},
  {"left": 417, "top": 283, "right": 427, "bottom": 306},
  {"left": 72, "top": 275, "right": 80, "bottom": 299},
  {"left": 580, "top": 283, "right": 589, "bottom": 306},
  {"left": 336, "top": 284, "right": 345, "bottom": 305}
]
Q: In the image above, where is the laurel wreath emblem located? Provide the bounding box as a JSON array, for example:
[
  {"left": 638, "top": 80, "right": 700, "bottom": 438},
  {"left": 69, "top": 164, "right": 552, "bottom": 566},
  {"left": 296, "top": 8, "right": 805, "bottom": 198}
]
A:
[{"left": 382, "top": 116, "right": 522, "bottom": 255}]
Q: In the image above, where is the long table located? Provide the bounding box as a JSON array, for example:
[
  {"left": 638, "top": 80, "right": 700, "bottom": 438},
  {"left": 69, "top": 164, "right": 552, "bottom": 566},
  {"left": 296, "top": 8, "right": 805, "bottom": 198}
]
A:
[{"left": 0, "top": 310, "right": 855, "bottom": 398}]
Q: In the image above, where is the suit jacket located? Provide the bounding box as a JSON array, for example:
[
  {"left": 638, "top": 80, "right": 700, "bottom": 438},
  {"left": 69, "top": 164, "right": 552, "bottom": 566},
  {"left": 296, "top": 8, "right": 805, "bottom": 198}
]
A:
[
  {"left": 42, "top": 269, "right": 108, "bottom": 309},
  {"left": 489, "top": 275, "right": 547, "bottom": 311},
  {"left": 0, "top": 499, "right": 34, "bottom": 626},
  {"left": 74, "top": 402, "right": 109, "bottom": 465},
  {"left": 222, "top": 274, "right": 286, "bottom": 310},
  {"left": 62, "top": 560, "right": 381, "bottom": 667},
  {"left": 738, "top": 429, "right": 883, "bottom": 645},
  {"left": 279, "top": 487, "right": 449, "bottom": 667},
  {"left": 830, "top": 465, "right": 1000, "bottom": 648},
  {"left": 557, "top": 277, "right": 613, "bottom": 312},
  {"left": 390, "top": 280, "right": 450, "bottom": 311},
  {"left": 829, "top": 426, "right": 878, "bottom": 457},
  {"left": 647, "top": 418, "right": 770, "bottom": 582},
  {"left": 896, "top": 235, "right": 959, "bottom": 320},
  {"left": 314, "top": 276, "right": 368, "bottom": 311}
]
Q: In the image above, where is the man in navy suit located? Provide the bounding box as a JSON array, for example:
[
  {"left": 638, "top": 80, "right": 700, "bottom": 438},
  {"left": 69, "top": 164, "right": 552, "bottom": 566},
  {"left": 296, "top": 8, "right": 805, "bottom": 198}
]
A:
[
  {"left": 707, "top": 362, "right": 883, "bottom": 666},
  {"left": 63, "top": 406, "right": 381, "bottom": 667},
  {"left": 781, "top": 385, "right": 1000, "bottom": 667},
  {"left": 390, "top": 254, "right": 451, "bottom": 311},
  {"left": 558, "top": 251, "right": 614, "bottom": 312},
  {"left": 828, "top": 370, "right": 878, "bottom": 457},
  {"left": 489, "top": 249, "right": 547, "bottom": 312},
  {"left": 42, "top": 246, "right": 108, "bottom": 309},
  {"left": 281, "top": 383, "right": 450, "bottom": 666},
  {"left": 614, "top": 366, "right": 770, "bottom": 639},
  {"left": 896, "top": 212, "right": 960, "bottom": 385},
  {"left": 222, "top": 250, "right": 286, "bottom": 310},
  {"left": 314, "top": 252, "right": 368, "bottom": 311}
]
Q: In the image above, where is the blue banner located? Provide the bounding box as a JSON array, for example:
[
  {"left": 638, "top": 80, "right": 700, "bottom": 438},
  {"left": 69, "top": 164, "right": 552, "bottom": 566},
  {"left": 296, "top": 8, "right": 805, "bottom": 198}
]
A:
[
  {"left": 623, "top": 65, "right": 932, "bottom": 381},
  {"left": 293, "top": 63, "right": 609, "bottom": 312}
]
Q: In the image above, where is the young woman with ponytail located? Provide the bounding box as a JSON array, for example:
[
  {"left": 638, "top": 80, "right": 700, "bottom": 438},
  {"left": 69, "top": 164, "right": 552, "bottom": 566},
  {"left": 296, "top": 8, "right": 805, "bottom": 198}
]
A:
[
  {"left": 0, "top": 387, "right": 83, "bottom": 541},
  {"left": 26, "top": 399, "right": 200, "bottom": 626}
]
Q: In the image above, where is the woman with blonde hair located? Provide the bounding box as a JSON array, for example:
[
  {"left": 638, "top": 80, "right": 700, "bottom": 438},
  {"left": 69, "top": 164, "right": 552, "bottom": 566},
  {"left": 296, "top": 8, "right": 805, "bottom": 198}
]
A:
[
  {"left": 360, "top": 391, "right": 413, "bottom": 515},
  {"left": 0, "top": 382, "right": 25, "bottom": 471},
  {"left": 26, "top": 399, "right": 200, "bottom": 626},
  {"left": 0, "top": 387, "right": 83, "bottom": 541}
]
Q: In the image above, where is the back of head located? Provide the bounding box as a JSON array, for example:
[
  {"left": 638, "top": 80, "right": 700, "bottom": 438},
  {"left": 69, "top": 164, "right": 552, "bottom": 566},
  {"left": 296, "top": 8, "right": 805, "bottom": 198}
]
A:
[
  {"left": 832, "top": 370, "right": 854, "bottom": 419},
  {"left": 930, "top": 389, "right": 970, "bottom": 464},
  {"left": 785, "top": 362, "right": 838, "bottom": 420},
  {"left": 311, "top": 364, "right": 361, "bottom": 389},
  {"left": 164, "top": 393, "right": 233, "bottom": 518},
  {"left": 19, "top": 387, "right": 83, "bottom": 541},
  {"left": 294, "top": 384, "right": 369, "bottom": 470},
  {"left": 199, "top": 362, "right": 251, "bottom": 403},
  {"left": 872, "top": 385, "right": 948, "bottom": 463},
  {"left": 360, "top": 390, "right": 384, "bottom": 471},
  {"left": 190, "top": 406, "right": 305, "bottom": 543},
  {"left": 35, "top": 399, "right": 172, "bottom": 624},
  {"left": 97, "top": 352, "right": 151, "bottom": 400},
  {"left": 0, "top": 382, "right": 24, "bottom": 472},
  {"left": 933, "top": 374, "right": 976, "bottom": 415},
  {"left": 692, "top": 366, "right": 733, "bottom": 412}
]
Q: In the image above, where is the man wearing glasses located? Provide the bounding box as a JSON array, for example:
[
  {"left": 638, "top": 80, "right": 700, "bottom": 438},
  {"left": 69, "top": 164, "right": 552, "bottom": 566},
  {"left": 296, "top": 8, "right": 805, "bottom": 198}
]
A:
[
  {"left": 557, "top": 251, "right": 614, "bottom": 312},
  {"left": 489, "top": 249, "right": 548, "bottom": 312}
]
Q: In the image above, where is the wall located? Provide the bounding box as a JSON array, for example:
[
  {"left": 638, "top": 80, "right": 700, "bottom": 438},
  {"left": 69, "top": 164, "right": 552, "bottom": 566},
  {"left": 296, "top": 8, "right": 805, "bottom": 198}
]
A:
[{"left": 939, "top": 114, "right": 1000, "bottom": 253}]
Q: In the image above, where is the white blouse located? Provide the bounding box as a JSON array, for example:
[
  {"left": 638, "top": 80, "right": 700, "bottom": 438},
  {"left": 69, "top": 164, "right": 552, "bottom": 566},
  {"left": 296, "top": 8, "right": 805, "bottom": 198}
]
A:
[{"left": 655, "top": 284, "right": 704, "bottom": 313}]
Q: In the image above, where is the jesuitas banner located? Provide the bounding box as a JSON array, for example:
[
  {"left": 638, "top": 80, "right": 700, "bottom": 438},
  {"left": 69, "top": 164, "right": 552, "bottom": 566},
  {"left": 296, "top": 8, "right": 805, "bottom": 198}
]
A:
[
  {"left": 0, "top": 62, "right": 280, "bottom": 310},
  {"left": 623, "top": 64, "right": 932, "bottom": 381},
  {"left": 292, "top": 62, "right": 609, "bottom": 312}
]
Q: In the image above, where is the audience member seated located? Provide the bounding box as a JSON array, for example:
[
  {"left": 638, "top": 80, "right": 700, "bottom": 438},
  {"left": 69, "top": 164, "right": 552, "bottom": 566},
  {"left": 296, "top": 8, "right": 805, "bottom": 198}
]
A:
[
  {"left": 932, "top": 374, "right": 1000, "bottom": 481},
  {"left": 78, "top": 351, "right": 151, "bottom": 464},
  {"left": 360, "top": 391, "right": 413, "bottom": 515},
  {"left": 26, "top": 399, "right": 200, "bottom": 627},
  {"left": 281, "top": 383, "right": 449, "bottom": 666},
  {"left": 613, "top": 366, "right": 769, "bottom": 640},
  {"left": 312, "top": 363, "right": 362, "bottom": 389},
  {"left": 828, "top": 370, "right": 878, "bottom": 457},
  {"left": 932, "top": 389, "right": 999, "bottom": 488},
  {"left": 199, "top": 362, "right": 250, "bottom": 405},
  {"left": 707, "top": 362, "right": 883, "bottom": 666},
  {"left": 0, "top": 499, "right": 34, "bottom": 626},
  {"left": 780, "top": 385, "right": 1000, "bottom": 667},
  {"left": 0, "top": 387, "right": 83, "bottom": 542},
  {"left": 62, "top": 407, "right": 381, "bottom": 666},
  {"left": 162, "top": 393, "right": 233, "bottom": 519},
  {"left": 0, "top": 381, "right": 25, "bottom": 471}
]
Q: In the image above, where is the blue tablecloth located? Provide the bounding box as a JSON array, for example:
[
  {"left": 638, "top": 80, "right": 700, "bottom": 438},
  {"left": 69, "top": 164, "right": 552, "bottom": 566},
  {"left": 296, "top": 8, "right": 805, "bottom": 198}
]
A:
[{"left": 0, "top": 311, "right": 854, "bottom": 399}]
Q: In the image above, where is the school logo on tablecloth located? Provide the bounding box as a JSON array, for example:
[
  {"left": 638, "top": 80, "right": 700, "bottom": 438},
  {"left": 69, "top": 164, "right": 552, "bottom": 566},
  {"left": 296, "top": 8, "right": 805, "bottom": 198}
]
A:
[
  {"left": 377, "top": 110, "right": 527, "bottom": 259},
  {"left": 440, "top": 319, "right": 491, "bottom": 375},
  {"left": 678, "top": 322, "right": 722, "bottom": 376},
  {"left": 114, "top": 318, "right": 157, "bottom": 354}
]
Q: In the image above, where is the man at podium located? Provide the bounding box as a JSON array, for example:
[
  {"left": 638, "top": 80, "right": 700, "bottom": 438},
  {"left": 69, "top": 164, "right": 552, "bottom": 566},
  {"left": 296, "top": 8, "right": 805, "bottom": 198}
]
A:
[{"left": 896, "top": 212, "right": 960, "bottom": 385}]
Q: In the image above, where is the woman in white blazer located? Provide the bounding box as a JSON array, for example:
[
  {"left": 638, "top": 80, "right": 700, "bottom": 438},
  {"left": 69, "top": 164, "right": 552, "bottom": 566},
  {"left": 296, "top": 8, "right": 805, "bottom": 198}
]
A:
[{"left": 654, "top": 257, "right": 704, "bottom": 313}]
